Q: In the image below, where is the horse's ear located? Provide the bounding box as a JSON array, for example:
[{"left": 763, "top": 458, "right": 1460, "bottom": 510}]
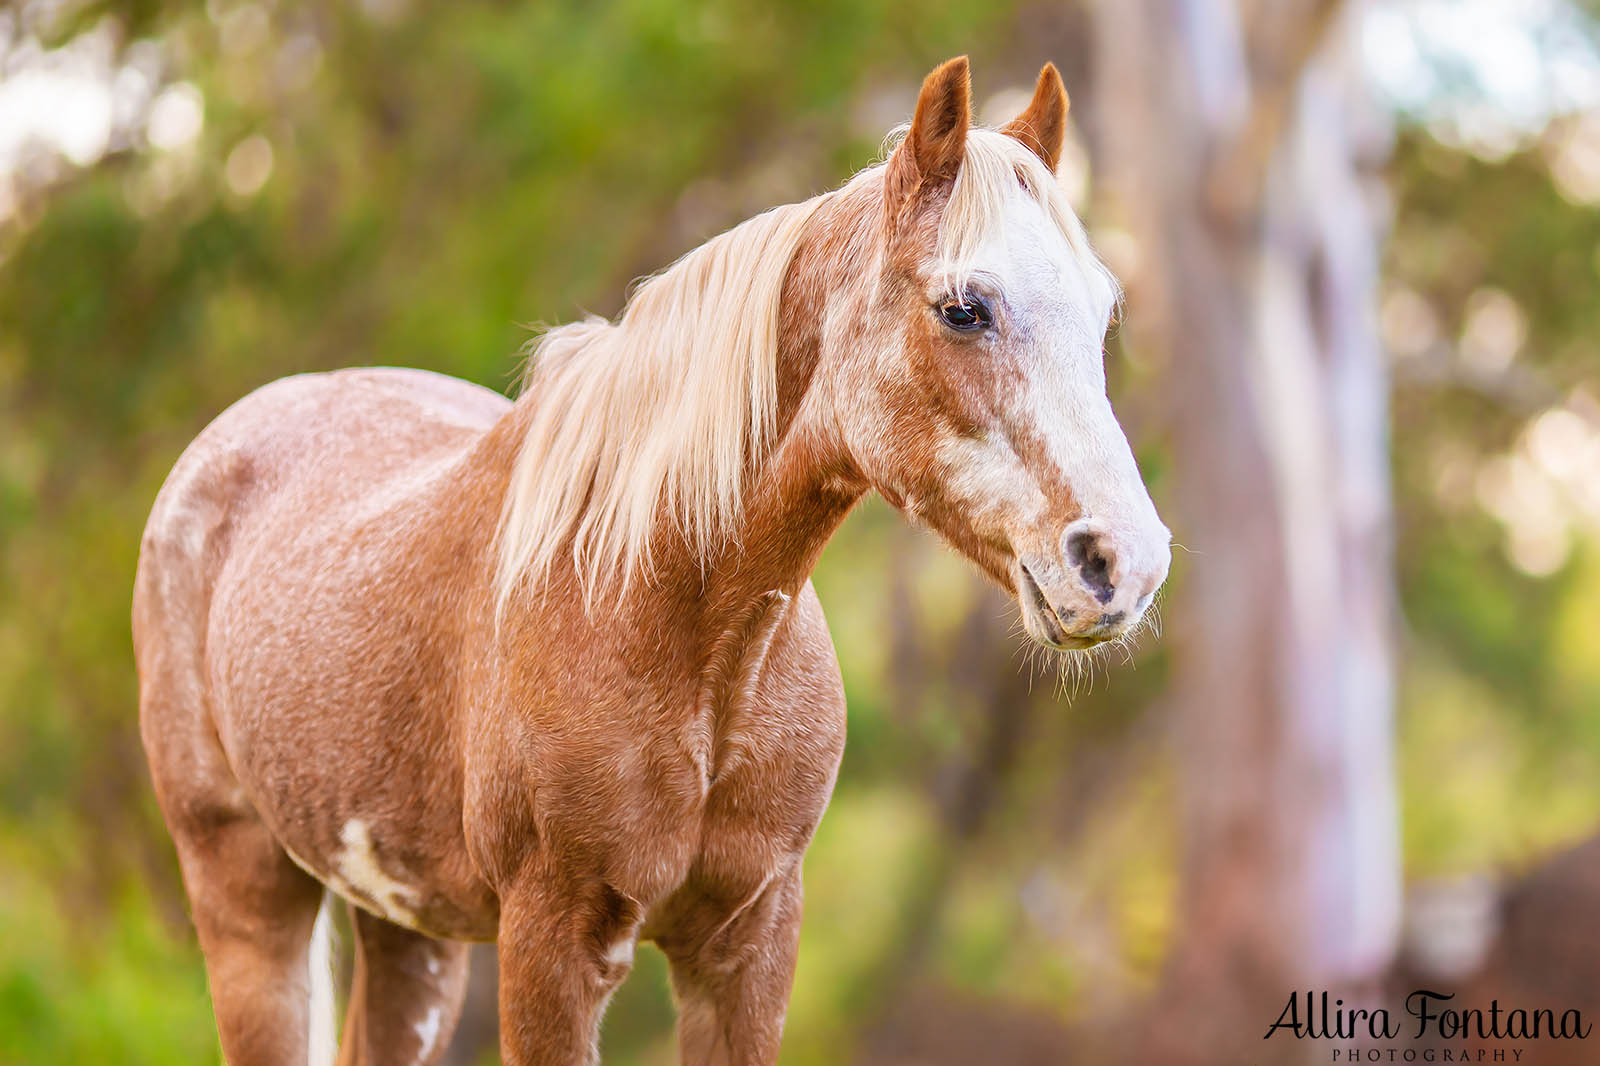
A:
[
  {"left": 885, "top": 56, "right": 971, "bottom": 223},
  {"left": 1001, "top": 63, "right": 1069, "bottom": 172}
]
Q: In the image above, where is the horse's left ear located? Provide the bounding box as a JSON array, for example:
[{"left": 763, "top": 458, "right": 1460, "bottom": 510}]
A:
[
  {"left": 885, "top": 56, "right": 972, "bottom": 226},
  {"left": 1002, "top": 63, "right": 1069, "bottom": 172}
]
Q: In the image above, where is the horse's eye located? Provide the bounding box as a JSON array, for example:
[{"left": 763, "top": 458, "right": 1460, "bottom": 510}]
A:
[{"left": 937, "top": 297, "right": 992, "bottom": 333}]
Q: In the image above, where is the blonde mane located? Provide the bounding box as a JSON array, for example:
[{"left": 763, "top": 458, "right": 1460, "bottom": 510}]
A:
[
  {"left": 495, "top": 127, "right": 1112, "bottom": 610},
  {"left": 495, "top": 197, "right": 826, "bottom": 609}
]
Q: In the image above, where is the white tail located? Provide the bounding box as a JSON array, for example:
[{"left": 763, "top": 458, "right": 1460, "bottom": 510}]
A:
[{"left": 307, "top": 893, "right": 338, "bottom": 1066}]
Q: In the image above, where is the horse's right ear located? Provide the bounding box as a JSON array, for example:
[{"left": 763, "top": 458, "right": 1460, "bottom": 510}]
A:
[{"left": 885, "top": 56, "right": 971, "bottom": 227}]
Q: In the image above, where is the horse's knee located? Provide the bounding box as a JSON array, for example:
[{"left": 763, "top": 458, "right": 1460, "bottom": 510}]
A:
[{"left": 494, "top": 874, "right": 646, "bottom": 1064}]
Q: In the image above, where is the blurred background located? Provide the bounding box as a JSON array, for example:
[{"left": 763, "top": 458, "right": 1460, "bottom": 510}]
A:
[{"left": 3, "top": 0, "right": 1600, "bottom": 1063}]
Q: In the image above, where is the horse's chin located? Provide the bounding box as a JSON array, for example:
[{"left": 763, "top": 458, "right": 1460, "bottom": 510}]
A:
[
  {"left": 1020, "top": 612, "right": 1112, "bottom": 652},
  {"left": 1043, "top": 633, "right": 1110, "bottom": 652}
]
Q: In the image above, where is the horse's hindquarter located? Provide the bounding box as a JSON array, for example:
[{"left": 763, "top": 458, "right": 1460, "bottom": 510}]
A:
[{"left": 137, "top": 368, "right": 510, "bottom": 940}]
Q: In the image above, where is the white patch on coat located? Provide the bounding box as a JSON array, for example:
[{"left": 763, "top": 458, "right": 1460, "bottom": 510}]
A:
[
  {"left": 605, "top": 936, "right": 635, "bottom": 969},
  {"left": 935, "top": 433, "right": 1047, "bottom": 531},
  {"left": 413, "top": 1004, "right": 443, "bottom": 1061},
  {"left": 335, "top": 819, "right": 421, "bottom": 926},
  {"left": 307, "top": 895, "right": 337, "bottom": 1066}
]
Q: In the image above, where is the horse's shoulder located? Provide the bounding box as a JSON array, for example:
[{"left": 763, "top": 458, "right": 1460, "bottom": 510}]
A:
[{"left": 761, "top": 581, "right": 845, "bottom": 710}]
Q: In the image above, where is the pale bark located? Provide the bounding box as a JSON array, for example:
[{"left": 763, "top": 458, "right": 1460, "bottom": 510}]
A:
[{"left": 1091, "top": 0, "right": 1399, "bottom": 1058}]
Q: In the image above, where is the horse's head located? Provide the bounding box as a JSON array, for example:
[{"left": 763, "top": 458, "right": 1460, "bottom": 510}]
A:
[{"left": 835, "top": 57, "right": 1170, "bottom": 650}]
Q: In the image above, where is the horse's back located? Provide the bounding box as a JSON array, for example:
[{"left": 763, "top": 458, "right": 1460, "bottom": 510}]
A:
[
  {"left": 142, "top": 366, "right": 501, "bottom": 537},
  {"left": 135, "top": 366, "right": 507, "bottom": 652}
]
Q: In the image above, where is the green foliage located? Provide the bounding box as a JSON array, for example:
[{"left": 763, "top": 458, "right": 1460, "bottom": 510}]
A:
[
  {"left": 1385, "top": 126, "right": 1600, "bottom": 875},
  {"left": 0, "top": 841, "right": 218, "bottom": 1065}
]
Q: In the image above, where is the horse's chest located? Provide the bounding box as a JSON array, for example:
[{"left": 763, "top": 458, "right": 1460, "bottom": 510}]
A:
[
  {"left": 488, "top": 675, "right": 842, "bottom": 910},
  {"left": 461, "top": 586, "right": 846, "bottom": 917}
]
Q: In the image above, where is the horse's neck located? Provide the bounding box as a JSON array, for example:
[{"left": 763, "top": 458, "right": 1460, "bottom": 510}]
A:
[
  {"left": 696, "top": 191, "right": 877, "bottom": 615},
  {"left": 483, "top": 186, "right": 876, "bottom": 640},
  {"left": 709, "top": 412, "right": 862, "bottom": 609}
]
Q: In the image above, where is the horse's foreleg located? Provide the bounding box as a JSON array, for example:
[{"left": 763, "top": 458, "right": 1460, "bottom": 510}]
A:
[
  {"left": 656, "top": 865, "right": 804, "bottom": 1066},
  {"left": 495, "top": 875, "right": 642, "bottom": 1066},
  {"left": 336, "top": 905, "right": 470, "bottom": 1066}
]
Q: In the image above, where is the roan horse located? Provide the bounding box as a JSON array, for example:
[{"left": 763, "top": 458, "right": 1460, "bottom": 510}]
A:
[{"left": 133, "top": 57, "right": 1170, "bottom": 1066}]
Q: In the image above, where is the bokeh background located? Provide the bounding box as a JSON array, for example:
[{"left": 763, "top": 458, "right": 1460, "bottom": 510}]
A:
[{"left": 4, "top": 1, "right": 1600, "bottom": 1063}]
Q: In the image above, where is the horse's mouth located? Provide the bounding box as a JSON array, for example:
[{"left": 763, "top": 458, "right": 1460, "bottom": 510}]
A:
[{"left": 1016, "top": 559, "right": 1109, "bottom": 651}]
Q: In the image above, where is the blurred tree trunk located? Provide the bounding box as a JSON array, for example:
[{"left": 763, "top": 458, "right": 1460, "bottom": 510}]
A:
[
  {"left": 440, "top": 945, "right": 499, "bottom": 1066},
  {"left": 1089, "top": 0, "right": 1399, "bottom": 1059}
]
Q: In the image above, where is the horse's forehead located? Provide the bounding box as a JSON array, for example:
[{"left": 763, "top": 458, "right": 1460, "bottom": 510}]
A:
[{"left": 965, "top": 193, "right": 1105, "bottom": 316}]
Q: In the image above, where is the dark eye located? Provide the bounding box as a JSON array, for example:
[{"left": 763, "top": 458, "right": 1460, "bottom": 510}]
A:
[{"left": 937, "top": 296, "right": 992, "bottom": 333}]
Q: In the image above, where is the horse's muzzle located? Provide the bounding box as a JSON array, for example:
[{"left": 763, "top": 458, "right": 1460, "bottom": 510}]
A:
[{"left": 1014, "top": 518, "right": 1170, "bottom": 649}]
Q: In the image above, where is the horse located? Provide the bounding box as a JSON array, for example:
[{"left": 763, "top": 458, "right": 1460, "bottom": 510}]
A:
[{"left": 132, "top": 56, "right": 1170, "bottom": 1066}]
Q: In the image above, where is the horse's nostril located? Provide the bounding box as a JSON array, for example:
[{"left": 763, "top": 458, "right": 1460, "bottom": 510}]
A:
[
  {"left": 1066, "top": 529, "right": 1117, "bottom": 604},
  {"left": 1064, "top": 530, "right": 1094, "bottom": 567}
]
